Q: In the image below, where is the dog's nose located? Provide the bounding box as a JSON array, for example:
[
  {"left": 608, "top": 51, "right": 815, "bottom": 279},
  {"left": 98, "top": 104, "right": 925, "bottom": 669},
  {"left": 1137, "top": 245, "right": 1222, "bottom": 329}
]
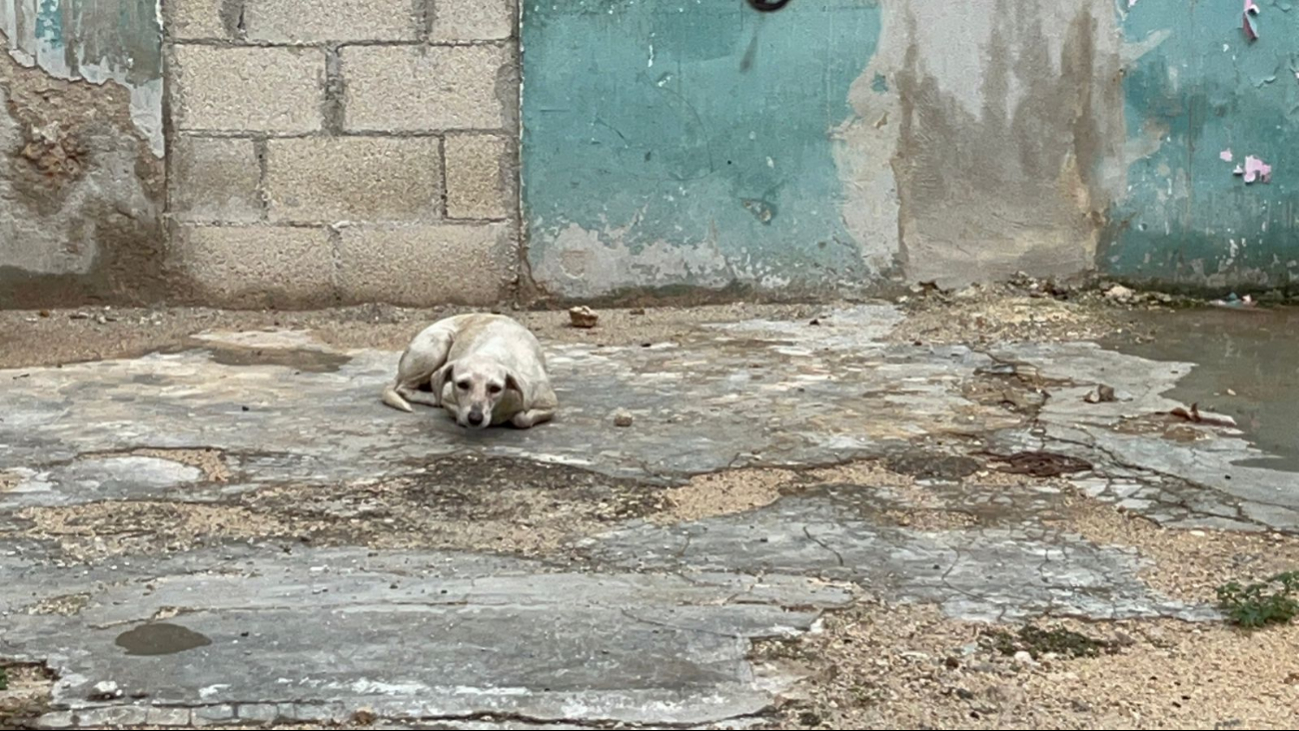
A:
[{"left": 467, "top": 411, "right": 484, "bottom": 426}]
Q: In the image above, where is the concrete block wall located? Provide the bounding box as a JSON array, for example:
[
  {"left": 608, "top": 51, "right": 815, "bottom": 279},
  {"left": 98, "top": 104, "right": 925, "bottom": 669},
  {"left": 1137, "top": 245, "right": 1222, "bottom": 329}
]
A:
[{"left": 163, "top": 0, "right": 519, "bottom": 307}]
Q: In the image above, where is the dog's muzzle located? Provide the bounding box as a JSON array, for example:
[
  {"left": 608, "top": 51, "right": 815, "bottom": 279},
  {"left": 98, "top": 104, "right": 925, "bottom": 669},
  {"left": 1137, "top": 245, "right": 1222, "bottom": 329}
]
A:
[{"left": 466, "top": 409, "right": 485, "bottom": 427}]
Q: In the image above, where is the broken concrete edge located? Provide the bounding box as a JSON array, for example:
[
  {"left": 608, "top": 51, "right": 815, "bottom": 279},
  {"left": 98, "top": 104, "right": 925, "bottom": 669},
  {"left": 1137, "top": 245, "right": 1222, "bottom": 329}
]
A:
[{"left": 25, "top": 700, "right": 775, "bottom": 730}]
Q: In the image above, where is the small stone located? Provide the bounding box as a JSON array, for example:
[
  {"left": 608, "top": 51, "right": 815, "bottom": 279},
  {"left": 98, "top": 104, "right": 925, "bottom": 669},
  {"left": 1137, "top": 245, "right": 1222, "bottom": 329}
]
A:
[
  {"left": 629, "top": 307, "right": 646, "bottom": 315},
  {"left": 89, "top": 680, "right": 123, "bottom": 700},
  {"left": 569, "top": 305, "right": 599, "bottom": 328},
  {"left": 1012, "top": 650, "right": 1036, "bottom": 666},
  {"left": 1104, "top": 284, "right": 1135, "bottom": 302},
  {"left": 1084, "top": 384, "right": 1116, "bottom": 403},
  {"left": 612, "top": 409, "right": 634, "bottom": 427}
]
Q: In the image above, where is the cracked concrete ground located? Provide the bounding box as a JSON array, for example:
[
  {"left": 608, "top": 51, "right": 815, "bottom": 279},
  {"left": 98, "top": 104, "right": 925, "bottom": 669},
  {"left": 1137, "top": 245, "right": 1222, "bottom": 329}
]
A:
[{"left": 2, "top": 296, "right": 1298, "bottom": 729}]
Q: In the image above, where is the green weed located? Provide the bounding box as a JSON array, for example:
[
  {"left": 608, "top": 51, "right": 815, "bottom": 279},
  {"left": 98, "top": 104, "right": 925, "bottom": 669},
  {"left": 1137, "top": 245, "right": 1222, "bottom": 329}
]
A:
[{"left": 1216, "top": 571, "right": 1299, "bottom": 629}]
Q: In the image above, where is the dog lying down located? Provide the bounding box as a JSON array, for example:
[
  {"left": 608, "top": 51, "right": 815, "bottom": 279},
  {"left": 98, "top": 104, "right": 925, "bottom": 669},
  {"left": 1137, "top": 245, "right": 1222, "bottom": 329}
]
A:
[{"left": 381, "top": 313, "right": 558, "bottom": 429}]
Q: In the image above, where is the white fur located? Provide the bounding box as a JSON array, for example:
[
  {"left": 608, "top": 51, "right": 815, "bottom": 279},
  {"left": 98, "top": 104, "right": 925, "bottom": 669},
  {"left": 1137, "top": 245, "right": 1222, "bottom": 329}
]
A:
[{"left": 381, "top": 314, "right": 558, "bottom": 429}]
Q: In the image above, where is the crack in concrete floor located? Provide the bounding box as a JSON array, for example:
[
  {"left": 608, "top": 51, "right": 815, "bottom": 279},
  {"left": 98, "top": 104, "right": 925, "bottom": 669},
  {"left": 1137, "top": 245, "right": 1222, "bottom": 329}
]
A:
[{"left": 1, "top": 303, "right": 1297, "bottom": 728}]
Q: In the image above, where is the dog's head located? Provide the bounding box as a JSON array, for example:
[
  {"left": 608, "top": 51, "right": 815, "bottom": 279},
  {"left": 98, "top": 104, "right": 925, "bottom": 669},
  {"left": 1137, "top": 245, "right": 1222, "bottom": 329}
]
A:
[{"left": 432, "top": 355, "right": 522, "bottom": 429}]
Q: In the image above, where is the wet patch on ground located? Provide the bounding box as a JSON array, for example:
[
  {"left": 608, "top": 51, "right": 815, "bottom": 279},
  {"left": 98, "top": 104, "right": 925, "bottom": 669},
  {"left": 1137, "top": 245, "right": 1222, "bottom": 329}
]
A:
[{"left": 1104, "top": 306, "right": 1299, "bottom": 473}]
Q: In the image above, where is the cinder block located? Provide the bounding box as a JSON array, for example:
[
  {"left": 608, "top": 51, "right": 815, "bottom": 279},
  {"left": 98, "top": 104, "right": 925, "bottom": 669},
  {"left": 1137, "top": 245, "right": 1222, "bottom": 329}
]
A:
[
  {"left": 193, "top": 704, "right": 236, "bottom": 723},
  {"left": 265, "top": 137, "right": 442, "bottom": 223},
  {"left": 165, "top": 0, "right": 230, "bottom": 40},
  {"left": 432, "top": 0, "right": 514, "bottom": 41},
  {"left": 144, "top": 706, "right": 194, "bottom": 726},
  {"left": 244, "top": 0, "right": 417, "bottom": 43},
  {"left": 445, "top": 134, "right": 513, "bottom": 220},
  {"left": 70, "top": 707, "right": 149, "bottom": 727},
  {"left": 233, "top": 703, "right": 279, "bottom": 723},
  {"left": 170, "top": 225, "right": 334, "bottom": 306},
  {"left": 342, "top": 44, "right": 511, "bottom": 132},
  {"left": 171, "top": 45, "right": 323, "bottom": 133},
  {"left": 336, "top": 223, "right": 514, "bottom": 305},
  {"left": 170, "top": 136, "right": 263, "bottom": 222}
]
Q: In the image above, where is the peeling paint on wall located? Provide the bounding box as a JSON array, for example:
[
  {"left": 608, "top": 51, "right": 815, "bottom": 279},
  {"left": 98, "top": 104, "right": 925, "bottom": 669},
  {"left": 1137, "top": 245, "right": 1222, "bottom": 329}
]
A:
[
  {"left": 522, "top": 0, "right": 1134, "bottom": 298},
  {"left": 1103, "top": 0, "right": 1299, "bottom": 289},
  {"left": 521, "top": 0, "right": 886, "bottom": 300},
  {"left": 1, "top": 0, "right": 163, "bottom": 155}
]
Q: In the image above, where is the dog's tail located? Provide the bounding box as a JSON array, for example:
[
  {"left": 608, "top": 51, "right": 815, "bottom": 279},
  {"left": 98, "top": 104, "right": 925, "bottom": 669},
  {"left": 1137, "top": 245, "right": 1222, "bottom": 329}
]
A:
[{"left": 381, "top": 383, "right": 414, "bottom": 412}]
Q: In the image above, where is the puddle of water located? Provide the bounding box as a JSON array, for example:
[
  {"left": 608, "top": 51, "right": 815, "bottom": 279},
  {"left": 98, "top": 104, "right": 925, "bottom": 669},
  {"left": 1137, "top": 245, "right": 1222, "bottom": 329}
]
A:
[
  {"left": 1103, "top": 306, "right": 1299, "bottom": 472},
  {"left": 114, "top": 623, "right": 212, "bottom": 656}
]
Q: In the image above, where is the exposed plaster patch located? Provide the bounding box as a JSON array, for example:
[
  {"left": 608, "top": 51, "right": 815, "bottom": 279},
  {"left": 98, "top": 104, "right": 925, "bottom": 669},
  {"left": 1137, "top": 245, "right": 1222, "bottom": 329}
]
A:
[
  {"left": 831, "top": 2, "right": 905, "bottom": 275},
  {"left": 0, "top": 0, "right": 164, "bottom": 155},
  {"left": 882, "top": 0, "right": 1125, "bottom": 287},
  {"left": 531, "top": 222, "right": 735, "bottom": 300}
]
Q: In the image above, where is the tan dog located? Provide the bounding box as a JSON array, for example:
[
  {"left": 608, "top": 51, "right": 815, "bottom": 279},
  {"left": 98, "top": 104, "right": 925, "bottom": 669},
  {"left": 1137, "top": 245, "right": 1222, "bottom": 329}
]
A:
[{"left": 381, "top": 313, "right": 557, "bottom": 429}]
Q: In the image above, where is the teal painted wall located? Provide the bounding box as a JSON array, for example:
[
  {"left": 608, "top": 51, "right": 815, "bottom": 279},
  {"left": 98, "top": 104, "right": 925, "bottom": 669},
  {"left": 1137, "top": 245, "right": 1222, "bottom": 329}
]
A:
[
  {"left": 1105, "top": 0, "right": 1299, "bottom": 288},
  {"left": 521, "top": 0, "right": 883, "bottom": 299}
]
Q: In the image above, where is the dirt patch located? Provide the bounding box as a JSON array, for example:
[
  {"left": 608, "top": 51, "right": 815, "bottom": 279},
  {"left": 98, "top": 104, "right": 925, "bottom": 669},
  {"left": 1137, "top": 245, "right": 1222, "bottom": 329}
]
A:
[
  {"left": 17, "top": 456, "right": 668, "bottom": 561},
  {"left": 889, "top": 288, "right": 1139, "bottom": 346},
  {"left": 0, "top": 302, "right": 829, "bottom": 370},
  {"left": 806, "top": 460, "right": 913, "bottom": 487},
  {"left": 0, "top": 662, "right": 55, "bottom": 728},
  {"left": 1113, "top": 414, "right": 1216, "bottom": 444},
  {"left": 1060, "top": 500, "right": 1299, "bottom": 604},
  {"left": 760, "top": 602, "right": 1299, "bottom": 730},
  {"left": 25, "top": 592, "right": 92, "bottom": 617},
  {"left": 655, "top": 468, "right": 799, "bottom": 523},
  {"left": 983, "top": 451, "right": 1092, "bottom": 478},
  {"left": 20, "top": 501, "right": 291, "bottom": 562},
  {"left": 882, "top": 507, "right": 979, "bottom": 530}
]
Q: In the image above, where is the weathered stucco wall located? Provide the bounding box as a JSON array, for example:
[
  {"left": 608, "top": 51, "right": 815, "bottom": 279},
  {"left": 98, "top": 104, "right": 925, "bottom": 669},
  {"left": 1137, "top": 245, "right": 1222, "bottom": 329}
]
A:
[
  {"left": 521, "top": 0, "right": 888, "bottom": 300},
  {"left": 1104, "top": 0, "right": 1299, "bottom": 289},
  {"left": 521, "top": 0, "right": 1299, "bottom": 301},
  {"left": 0, "top": 0, "right": 165, "bottom": 307}
]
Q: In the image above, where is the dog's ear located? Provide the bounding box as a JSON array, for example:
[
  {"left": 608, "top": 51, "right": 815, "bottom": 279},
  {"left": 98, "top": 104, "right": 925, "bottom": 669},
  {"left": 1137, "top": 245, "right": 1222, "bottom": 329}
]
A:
[{"left": 504, "top": 371, "right": 524, "bottom": 395}]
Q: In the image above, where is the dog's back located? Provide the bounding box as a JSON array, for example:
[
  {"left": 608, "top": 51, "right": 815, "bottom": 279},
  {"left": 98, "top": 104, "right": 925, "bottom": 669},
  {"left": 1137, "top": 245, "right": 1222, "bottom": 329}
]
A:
[{"left": 448, "top": 314, "right": 546, "bottom": 368}]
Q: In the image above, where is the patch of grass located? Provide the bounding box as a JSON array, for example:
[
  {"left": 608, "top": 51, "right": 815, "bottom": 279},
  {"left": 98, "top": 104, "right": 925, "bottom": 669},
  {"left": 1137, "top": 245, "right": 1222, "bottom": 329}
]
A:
[
  {"left": 0, "top": 666, "right": 7, "bottom": 691},
  {"left": 1216, "top": 571, "right": 1299, "bottom": 629},
  {"left": 984, "top": 624, "right": 1113, "bottom": 660}
]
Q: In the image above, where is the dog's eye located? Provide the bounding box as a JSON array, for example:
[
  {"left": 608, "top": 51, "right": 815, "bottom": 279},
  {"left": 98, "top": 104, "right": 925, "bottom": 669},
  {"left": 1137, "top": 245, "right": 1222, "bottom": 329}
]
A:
[
  {"left": 457, "top": 381, "right": 470, "bottom": 390},
  {"left": 488, "top": 384, "right": 502, "bottom": 394}
]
